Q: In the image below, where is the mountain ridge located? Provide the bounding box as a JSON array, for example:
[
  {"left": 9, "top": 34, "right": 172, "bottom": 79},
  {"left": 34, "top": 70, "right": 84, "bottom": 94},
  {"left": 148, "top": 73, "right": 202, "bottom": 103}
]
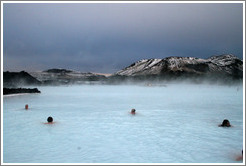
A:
[
  {"left": 114, "top": 54, "right": 242, "bottom": 78},
  {"left": 3, "top": 54, "right": 243, "bottom": 86}
]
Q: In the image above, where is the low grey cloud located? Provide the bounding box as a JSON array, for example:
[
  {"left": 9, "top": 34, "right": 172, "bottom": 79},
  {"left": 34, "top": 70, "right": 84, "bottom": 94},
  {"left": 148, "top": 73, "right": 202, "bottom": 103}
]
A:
[{"left": 3, "top": 3, "right": 243, "bottom": 73}]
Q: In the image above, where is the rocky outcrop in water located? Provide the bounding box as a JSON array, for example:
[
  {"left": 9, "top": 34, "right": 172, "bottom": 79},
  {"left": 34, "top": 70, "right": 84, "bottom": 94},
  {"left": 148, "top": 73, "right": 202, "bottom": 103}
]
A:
[{"left": 3, "top": 88, "right": 41, "bottom": 95}]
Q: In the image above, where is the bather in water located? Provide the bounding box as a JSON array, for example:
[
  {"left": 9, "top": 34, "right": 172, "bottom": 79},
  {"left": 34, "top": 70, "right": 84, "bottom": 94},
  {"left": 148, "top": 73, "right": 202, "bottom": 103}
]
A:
[{"left": 219, "top": 119, "right": 231, "bottom": 127}]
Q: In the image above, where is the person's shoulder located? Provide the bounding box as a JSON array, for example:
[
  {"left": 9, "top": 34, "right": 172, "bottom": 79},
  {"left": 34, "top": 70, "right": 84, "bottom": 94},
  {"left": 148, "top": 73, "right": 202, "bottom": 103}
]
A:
[{"left": 218, "top": 125, "right": 232, "bottom": 127}]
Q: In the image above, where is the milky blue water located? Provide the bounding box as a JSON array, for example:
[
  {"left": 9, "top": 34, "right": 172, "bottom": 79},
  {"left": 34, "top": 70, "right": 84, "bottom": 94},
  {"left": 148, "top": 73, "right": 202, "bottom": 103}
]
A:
[{"left": 3, "top": 84, "right": 244, "bottom": 163}]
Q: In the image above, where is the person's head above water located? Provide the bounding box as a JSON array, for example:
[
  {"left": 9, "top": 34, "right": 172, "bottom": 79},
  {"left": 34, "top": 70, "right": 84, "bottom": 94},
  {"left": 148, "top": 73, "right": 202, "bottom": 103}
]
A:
[
  {"left": 220, "top": 119, "right": 231, "bottom": 127},
  {"left": 131, "top": 109, "right": 136, "bottom": 114},
  {"left": 47, "top": 116, "right": 53, "bottom": 123}
]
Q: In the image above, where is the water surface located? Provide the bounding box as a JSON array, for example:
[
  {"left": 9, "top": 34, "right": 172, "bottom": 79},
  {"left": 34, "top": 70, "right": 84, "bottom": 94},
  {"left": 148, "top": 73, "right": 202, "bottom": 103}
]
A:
[{"left": 3, "top": 84, "right": 244, "bottom": 163}]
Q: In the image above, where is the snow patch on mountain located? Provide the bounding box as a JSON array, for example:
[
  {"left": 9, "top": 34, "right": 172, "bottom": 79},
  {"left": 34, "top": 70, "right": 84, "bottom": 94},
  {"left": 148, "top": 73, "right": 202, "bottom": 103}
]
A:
[{"left": 116, "top": 59, "right": 163, "bottom": 76}]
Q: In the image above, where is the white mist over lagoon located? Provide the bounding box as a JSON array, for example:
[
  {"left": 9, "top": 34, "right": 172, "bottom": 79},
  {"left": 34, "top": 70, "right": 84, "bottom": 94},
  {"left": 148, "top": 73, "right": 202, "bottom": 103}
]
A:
[{"left": 3, "top": 83, "right": 243, "bottom": 163}]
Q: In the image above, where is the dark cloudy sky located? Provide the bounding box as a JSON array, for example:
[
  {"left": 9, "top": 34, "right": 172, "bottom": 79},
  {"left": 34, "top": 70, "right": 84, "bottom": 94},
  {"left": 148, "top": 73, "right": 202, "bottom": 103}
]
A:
[{"left": 3, "top": 2, "right": 243, "bottom": 73}]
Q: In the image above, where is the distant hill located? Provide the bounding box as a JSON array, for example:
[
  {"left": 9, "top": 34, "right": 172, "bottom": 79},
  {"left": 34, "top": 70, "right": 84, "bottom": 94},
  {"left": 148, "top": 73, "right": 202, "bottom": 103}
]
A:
[
  {"left": 110, "top": 54, "right": 243, "bottom": 84},
  {"left": 30, "top": 68, "right": 107, "bottom": 85},
  {"left": 43, "top": 68, "right": 73, "bottom": 73},
  {"left": 3, "top": 71, "right": 42, "bottom": 87}
]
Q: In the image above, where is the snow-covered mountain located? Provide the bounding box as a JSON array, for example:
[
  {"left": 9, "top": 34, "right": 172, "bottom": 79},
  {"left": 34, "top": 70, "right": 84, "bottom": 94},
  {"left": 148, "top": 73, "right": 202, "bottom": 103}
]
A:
[{"left": 114, "top": 54, "right": 243, "bottom": 80}]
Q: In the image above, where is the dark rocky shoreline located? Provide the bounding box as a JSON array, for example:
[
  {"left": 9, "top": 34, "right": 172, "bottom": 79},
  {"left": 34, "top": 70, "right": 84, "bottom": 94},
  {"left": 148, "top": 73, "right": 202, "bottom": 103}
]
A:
[{"left": 3, "top": 88, "right": 41, "bottom": 95}]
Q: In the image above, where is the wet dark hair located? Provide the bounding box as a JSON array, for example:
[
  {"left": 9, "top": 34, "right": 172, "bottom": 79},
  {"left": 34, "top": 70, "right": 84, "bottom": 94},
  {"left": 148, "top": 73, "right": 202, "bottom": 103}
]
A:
[
  {"left": 47, "top": 117, "right": 53, "bottom": 123},
  {"left": 221, "top": 119, "right": 230, "bottom": 127}
]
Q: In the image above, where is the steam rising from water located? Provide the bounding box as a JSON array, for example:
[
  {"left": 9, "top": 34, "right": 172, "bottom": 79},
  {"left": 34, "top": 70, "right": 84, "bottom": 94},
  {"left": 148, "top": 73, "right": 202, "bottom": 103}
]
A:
[{"left": 3, "top": 83, "right": 243, "bottom": 163}]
